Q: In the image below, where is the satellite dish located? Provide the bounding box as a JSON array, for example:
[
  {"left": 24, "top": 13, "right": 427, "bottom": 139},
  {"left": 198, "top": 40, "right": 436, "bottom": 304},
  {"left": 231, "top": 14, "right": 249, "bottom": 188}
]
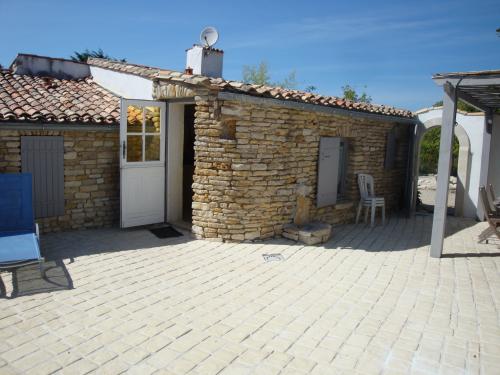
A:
[{"left": 200, "top": 26, "right": 219, "bottom": 47}]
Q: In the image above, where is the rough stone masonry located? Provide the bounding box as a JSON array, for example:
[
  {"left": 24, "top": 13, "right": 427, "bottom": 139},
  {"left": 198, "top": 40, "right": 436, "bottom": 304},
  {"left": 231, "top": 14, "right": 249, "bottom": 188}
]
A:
[
  {"left": 189, "top": 94, "right": 410, "bottom": 242},
  {"left": 0, "top": 129, "right": 119, "bottom": 233},
  {"left": 0, "top": 88, "right": 409, "bottom": 239}
]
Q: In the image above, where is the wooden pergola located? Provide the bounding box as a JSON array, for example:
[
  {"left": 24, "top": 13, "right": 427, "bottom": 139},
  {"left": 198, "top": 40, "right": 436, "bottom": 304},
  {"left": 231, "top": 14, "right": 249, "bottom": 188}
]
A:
[{"left": 431, "top": 70, "right": 500, "bottom": 257}]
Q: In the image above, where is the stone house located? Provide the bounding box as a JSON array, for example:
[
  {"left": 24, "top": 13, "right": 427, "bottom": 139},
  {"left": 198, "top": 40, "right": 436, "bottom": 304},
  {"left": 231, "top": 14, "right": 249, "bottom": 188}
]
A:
[{"left": 0, "top": 51, "right": 416, "bottom": 241}]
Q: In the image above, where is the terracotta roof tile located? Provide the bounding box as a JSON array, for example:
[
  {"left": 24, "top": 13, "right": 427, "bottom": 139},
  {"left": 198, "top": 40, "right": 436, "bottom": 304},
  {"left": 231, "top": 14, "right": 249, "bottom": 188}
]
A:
[
  {"left": 88, "top": 58, "right": 413, "bottom": 119},
  {"left": 0, "top": 70, "right": 120, "bottom": 124}
]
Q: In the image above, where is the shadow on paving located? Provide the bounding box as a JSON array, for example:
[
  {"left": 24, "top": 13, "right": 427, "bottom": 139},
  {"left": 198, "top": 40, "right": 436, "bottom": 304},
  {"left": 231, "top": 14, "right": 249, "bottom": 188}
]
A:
[
  {"left": 322, "top": 215, "right": 497, "bottom": 256},
  {"left": 442, "top": 252, "right": 500, "bottom": 258},
  {"left": 1, "top": 217, "right": 497, "bottom": 298},
  {"left": 0, "top": 259, "right": 73, "bottom": 299},
  {"left": 41, "top": 226, "right": 195, "bottom": 263},
  {"left": 1, "top": 225, "right": 194, "bottom": 298}
]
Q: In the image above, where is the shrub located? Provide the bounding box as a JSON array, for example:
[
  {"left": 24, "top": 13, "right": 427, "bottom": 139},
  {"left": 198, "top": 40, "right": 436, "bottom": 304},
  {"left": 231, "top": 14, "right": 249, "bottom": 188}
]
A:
[{"left": 419, "top": 127, "right": 458, "bottom": 176}]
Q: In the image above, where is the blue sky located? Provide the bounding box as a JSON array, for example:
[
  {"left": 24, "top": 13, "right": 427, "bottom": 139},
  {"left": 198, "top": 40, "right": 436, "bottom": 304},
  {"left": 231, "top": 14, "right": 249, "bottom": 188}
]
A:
[{"left": 1, "top": 0, "right": 498, "bottom": 110}]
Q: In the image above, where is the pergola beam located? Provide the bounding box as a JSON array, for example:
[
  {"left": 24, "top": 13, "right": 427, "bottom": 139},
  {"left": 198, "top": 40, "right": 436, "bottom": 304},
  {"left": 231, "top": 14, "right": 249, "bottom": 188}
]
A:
[
  {"left": 456, "top": 89, "right": 492, "bottom": 112},
  {"left": 429, "top": 70, "right": 500, "bottom": 258},
  {"left": 430, "top": 82, "right": 457, "bottom": 258},
  {"left": 434, "top": 76, "right": 500, "bottom": 87},
  {"left": 433, "top": 74, "right": 500, "bottom": 113}
]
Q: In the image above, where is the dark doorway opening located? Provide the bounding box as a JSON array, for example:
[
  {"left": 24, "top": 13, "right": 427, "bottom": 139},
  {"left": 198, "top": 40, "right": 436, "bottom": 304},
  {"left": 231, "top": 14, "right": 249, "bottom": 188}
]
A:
[{"left": 183, "top": 105, "right": 196, "bottom": 222}]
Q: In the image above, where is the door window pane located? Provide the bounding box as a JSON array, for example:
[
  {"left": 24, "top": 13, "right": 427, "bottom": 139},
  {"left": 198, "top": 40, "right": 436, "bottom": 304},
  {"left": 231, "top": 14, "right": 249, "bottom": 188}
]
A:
[
  {"left": 127, "top": 105, "right": 143, "bottom": 133},
  {"left": 145, "top": 135, "right": 161, "bottom": 161},
  {"left": 145, "top": 106, "right": 161, "bottom": 133},
  {"left": 127, "top": 135, "right": 142, "bottom": 162}
]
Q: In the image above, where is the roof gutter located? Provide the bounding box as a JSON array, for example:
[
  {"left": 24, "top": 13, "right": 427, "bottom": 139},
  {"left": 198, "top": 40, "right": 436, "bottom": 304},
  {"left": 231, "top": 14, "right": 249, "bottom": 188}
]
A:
[
  {"left": 217, "top": 91, "right": 417, "bottom": 124},
  {"left": 0, "top": 121, "right": 119, "bottom": 132}
]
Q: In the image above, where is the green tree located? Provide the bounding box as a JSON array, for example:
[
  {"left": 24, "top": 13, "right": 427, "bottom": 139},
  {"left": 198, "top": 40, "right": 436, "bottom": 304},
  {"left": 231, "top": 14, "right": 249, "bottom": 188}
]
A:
[
  {"left": 242, "top": 61, "right": 271, "bottom": 85},
  {"left": 242, "top": 61, "right": 298, "bottom": 89},
  {"left": 305, "top": 85, "right": 317, "bottom": 93},
  {"left": 278, "top": 70, "right": 297, "bottom": 90},
  {"left": 70, "top": 48, "right": 126, "bottom": 63},
  {"left": 341, "top": 85, "right": 372, "bottom": 103},
  {"left": 419, "top": 127, "right": 459, "bottom": 176},
  {"left": 432, "top": 100, "right": 480, "bottom": 113}
]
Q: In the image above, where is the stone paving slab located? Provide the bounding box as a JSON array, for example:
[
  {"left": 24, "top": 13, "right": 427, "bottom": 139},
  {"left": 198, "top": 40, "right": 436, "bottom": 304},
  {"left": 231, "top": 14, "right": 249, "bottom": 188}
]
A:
[{"left": 0, "top": 216, "right": 499, "bottom": 374}]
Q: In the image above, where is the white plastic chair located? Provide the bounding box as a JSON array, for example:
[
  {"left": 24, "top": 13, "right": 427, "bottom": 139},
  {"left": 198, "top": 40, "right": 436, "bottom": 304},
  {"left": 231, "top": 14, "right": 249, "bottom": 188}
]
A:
[{"left": 355, "top": 174, "right": 385, "bottom": 227}]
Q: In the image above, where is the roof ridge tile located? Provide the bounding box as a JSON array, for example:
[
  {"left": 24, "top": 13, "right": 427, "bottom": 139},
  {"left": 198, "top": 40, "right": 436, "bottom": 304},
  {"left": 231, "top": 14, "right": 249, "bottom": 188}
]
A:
[{"left": 88, "top": 57, "right": 413, "bottom": 118}]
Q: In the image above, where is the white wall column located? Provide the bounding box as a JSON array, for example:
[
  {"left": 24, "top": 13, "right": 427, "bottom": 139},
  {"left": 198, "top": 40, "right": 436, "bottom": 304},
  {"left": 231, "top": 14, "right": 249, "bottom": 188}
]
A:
[
  {"left": 454, "top": 125, "right": 471, "bottom": 217},
  {"left": 430, "top": 83, "right": 458, "bottom": 258},
  {"left": 487, "top": 114, "right": 500, "bottom": 192},
  {"left": 166, "top": 103, "right": 185, "bottom": 223}
]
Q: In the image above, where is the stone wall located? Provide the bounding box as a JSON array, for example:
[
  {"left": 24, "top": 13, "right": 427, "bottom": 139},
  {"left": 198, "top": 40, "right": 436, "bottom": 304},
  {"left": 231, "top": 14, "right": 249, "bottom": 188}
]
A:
[
  {"left": 191, "top": 98, "right": 410, "bottom": 241},
  {"left": 0, "top": 94, "right": 409, "bottom": 239},
  {"left": 0, "top": 128, "right": 119, "bottom": 233}
]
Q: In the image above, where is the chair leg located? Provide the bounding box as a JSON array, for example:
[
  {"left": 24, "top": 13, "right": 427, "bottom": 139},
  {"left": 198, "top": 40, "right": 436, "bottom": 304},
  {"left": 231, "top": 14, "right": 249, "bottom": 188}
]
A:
[
  {"left": 364, "top": 206, "right": 369, "bottom": 223},
  {"left": 371, "top": 201, "right": 376, "bottom": 227},
  {"left": 382, "top": 204, "right": 386, "bottom": 226},
  {"left": 356, "top": 201, "right": 363, "bottom": 224}
]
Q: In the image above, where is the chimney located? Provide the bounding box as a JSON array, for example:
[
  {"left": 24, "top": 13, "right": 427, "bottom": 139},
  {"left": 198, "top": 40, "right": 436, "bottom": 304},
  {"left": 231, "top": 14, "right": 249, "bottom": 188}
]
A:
[{"left": 186, "top": 45, "right": 223, "bottom": 78}]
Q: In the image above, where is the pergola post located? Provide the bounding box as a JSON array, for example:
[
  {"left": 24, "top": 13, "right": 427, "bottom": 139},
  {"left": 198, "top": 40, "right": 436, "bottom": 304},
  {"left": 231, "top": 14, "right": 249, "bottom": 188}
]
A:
[{"left": 430, "top": 82, "right": 457, "bottom": 258}]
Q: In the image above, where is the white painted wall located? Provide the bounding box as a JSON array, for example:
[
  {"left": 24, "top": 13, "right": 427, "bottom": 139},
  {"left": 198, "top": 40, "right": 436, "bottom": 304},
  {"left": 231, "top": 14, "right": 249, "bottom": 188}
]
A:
[
  {"left": 12, "top": 54, "right": 90, "bottom": 79},
  {"left": 89, "top": 66, "right": 154, "bottom": 100},
  {"left": 186, "top": 45, "right": 223, "bottom": 78},
  {"left": 487, "top": 115, "right": 500, "bottom": 199},
  {"left": 416, "top": 108, "right": 490, "bottom": 219},
  {"left": 166, "top": 103, "right": 185, "bottom": 223}
]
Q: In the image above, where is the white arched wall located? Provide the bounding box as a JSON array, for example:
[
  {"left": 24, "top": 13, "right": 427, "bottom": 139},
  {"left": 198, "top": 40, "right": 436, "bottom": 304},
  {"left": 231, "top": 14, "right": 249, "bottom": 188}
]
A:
[
  {"left": 414, "top": 120, "right": 470, "bottom": 217},
  {"left": 414, "top": 108, "right": 490, "bottom": 219}
]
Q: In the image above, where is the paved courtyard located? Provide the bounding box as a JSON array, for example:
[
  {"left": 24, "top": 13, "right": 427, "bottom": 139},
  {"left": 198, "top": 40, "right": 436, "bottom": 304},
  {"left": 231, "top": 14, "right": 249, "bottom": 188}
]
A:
[{"left": 1, "top": 216, "right": 499, "bottom": 375}]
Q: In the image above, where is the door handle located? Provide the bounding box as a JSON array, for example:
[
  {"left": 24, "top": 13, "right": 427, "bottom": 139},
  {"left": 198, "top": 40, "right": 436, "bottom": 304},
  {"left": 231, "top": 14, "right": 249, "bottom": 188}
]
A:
[{"left": 122, "top": 141, "right": 126, "bottom": 159}]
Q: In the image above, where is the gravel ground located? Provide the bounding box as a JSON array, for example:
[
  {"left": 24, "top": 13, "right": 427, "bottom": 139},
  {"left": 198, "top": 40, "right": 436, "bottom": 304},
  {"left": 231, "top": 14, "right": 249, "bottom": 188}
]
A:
[{"left": 418, "top": 175, "right": 456, "bottom": 211}]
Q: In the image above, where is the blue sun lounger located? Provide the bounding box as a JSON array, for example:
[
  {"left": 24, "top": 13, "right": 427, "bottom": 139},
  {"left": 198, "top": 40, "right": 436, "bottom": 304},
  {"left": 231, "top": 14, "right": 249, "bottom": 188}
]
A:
[{"left": 0, "top": 173, "right": 44, "bottom": 276}]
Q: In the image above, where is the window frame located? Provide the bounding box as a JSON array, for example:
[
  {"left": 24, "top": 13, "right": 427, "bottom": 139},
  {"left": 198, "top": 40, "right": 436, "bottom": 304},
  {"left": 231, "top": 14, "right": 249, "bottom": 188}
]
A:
[{"left": 120, "top": 99, "right": 166, "bottom": 168}]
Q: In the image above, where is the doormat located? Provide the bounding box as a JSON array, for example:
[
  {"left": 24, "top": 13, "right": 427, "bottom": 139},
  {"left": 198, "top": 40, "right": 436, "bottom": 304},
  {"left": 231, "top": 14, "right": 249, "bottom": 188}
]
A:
[
  {"left": 150, "top": 226, "right": 183, "bottom": 239},
  {"left": 262, "top": 253, "right": 285, "bottom": 262}
]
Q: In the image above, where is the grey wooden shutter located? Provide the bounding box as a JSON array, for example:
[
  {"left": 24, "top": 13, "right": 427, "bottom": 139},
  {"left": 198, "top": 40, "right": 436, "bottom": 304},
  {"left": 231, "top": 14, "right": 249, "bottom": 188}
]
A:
[
  {"left": 317, "top": 137, "right": 341, "bottom": 208},
  {"left": 338, "top": 140, "right": 348, "bottom": 198},
  {"left": 385, "top": 129, "right": 396, "bottom": 169},
  {"left": 21, "top": 136, "right": 64, "bottom": 218}
]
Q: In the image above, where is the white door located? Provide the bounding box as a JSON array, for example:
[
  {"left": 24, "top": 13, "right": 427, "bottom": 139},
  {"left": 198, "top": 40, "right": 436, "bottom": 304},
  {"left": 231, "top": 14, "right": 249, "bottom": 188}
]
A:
[{"left": 120, "top": 99, "right": 166, "bottom": 228}]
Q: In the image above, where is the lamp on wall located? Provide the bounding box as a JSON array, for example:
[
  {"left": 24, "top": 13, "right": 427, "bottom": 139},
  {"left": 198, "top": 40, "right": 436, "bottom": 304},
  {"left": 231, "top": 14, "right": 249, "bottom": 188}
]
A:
[{"left": 486, "top": 117, "right": 493, "bottom": 134}]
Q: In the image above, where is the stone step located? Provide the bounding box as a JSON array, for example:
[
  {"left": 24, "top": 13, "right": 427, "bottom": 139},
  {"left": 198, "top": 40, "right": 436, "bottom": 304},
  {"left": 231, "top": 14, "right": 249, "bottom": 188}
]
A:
[{"left": 282, "top": 222, "right": 332, "bottom": 245}]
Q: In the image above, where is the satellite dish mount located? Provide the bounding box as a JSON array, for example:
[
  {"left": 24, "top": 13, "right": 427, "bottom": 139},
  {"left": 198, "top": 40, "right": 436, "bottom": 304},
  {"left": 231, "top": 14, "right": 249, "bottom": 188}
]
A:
[{"left": 200, "top": 26, "right": 219, "bottom": 48}]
